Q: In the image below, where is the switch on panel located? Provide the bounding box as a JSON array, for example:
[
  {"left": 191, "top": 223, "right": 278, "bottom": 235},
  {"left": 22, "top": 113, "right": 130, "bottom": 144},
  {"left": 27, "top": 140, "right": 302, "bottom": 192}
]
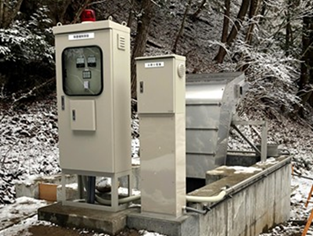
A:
[
  {"left": 84, "top": 81, "right": 90, "bottom": 89},
  {"left": 83, "top": 70, "right": 92, "bottom": 79},
  {"left": 76, "top": 57, "right": 85, "bottom": 68},
  {"left": 87, "top": 55, "right": 97, "bottom": 67}
]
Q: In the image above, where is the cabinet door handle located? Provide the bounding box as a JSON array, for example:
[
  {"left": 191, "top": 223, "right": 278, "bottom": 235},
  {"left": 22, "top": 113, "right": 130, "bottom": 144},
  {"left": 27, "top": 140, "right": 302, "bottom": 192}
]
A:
[
  {"left": 61, "top": 96, "right": 65, "bottom": 110},
  {"left": 140, "top": 81, "right": 144, "bottom": 93},
  {"left": 72, "top": 110, "right": 76, "bottom": 121}
]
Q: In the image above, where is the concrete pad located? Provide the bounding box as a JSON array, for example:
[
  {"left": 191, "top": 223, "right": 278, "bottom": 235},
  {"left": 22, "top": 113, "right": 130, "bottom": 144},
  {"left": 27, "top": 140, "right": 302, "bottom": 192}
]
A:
[
  {"left": 38, "top": 202, "right": 138, "bottom": 235},
  {"left": 127, "top": 212, "right": 199, "bottom": 236}
]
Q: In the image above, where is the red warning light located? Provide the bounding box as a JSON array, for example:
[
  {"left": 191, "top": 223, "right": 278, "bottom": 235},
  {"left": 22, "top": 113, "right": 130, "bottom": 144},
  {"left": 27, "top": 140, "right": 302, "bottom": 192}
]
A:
[{"left": 81, "top": 9, "right": 96, "bottom": 22}]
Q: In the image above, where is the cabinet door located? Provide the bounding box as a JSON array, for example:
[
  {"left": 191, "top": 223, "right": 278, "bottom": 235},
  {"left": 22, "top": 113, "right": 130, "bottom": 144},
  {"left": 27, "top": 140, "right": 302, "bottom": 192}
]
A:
[{"left": 70, "top": 100, "right": 96, "bottom": 131}]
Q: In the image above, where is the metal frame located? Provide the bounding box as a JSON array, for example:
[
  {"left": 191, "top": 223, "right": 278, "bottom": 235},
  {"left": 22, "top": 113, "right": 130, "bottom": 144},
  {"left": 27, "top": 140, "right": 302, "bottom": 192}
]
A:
[
  {"left": 61, "top": 169, "right": 132, "bottom": 212},
  {"left": 231, "top": 120, "right": 268, "bottom": 163}
]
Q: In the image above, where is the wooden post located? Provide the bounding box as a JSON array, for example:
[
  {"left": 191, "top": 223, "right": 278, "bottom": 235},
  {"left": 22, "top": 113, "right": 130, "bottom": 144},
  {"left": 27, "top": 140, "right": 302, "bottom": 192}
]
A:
[
  {"left": 302, "top": 209, "right": 313, "bottom": 236},
  {"left": 305, "top": 185, "right": 313, "bottom": 208}
]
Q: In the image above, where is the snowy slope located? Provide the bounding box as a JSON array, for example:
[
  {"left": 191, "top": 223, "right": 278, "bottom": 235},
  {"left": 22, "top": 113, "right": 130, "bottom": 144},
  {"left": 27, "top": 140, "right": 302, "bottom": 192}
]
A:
[{"left": 0, "top": 98, "right": 60, "bottom": 206}]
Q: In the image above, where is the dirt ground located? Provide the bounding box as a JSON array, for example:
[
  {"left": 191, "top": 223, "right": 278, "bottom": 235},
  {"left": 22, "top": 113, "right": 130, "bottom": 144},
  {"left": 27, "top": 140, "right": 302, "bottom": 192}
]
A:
[
  {"left": 22, "top": 225, "right": 91, "bottom": 236},
  {"left": 18, "top": 225, "right": 141, "bottom": 236}
]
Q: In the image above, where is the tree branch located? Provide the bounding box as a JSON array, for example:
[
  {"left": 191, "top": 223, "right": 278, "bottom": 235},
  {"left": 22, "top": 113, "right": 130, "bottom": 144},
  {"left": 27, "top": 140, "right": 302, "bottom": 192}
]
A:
[
  {"left": 72, "top": 0, "right": 93, "bottom": 24},
  {"left": 191, "top": 0, "right": 207, "bottom": 21},
  {"left": 172, "top": 0, "right": 192, "bottom": 53},
  {"left": 10, "top": 77, "right": 55, "bottom": 106},
  {"left": 88, "top": 0, "right": 107, "bottom": 6}
]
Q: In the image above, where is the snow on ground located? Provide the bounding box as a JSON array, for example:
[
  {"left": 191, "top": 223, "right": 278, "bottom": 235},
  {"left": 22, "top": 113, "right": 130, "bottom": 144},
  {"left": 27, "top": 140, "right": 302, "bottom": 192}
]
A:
[
  {"left": 0, "top": 197, "right": 50, "bottom": 235},
  {"left": 0, "top": 210, "right": 160, "bottom": 236},
  {"left": 290, "top": 175, "right": 313, "bottom": 221},
  {"left": 0, "top": 97, "right": 312, "bottom": 236},
  {"left": 131, "top": 138, "right": 140, "bottom": 165},
  {"left": 256, "top": 157, "right": 279, "bottom": 166},
  {"left": 138, "top": 230, "right": 164, "bottom": 236}
]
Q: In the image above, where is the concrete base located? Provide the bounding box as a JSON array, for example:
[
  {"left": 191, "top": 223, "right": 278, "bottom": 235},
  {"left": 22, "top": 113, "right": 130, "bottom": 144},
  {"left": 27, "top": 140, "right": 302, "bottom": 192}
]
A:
[
  {"left": 38, "top": 202, "right": 138, "bottom": 235},
  {"left": 127, "top": 212, "right": 199, "bottom": 236},
  {"left": 38, "top": 156, "right": 291, "bottom": 236}
]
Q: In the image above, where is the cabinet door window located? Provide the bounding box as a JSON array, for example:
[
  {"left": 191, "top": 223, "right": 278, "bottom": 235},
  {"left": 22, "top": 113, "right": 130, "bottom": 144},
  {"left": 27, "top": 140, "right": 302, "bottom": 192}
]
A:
[{"left": 62, "top": 46, "right": 103, "bottom": 96}]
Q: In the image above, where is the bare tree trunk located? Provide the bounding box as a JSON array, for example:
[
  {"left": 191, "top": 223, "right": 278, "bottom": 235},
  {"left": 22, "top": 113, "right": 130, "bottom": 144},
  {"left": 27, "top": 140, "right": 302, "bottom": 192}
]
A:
[
  {"left": 172, "top": 0, "right": 192, "bottom": 53},
  {"left": 214, "top": 0, "right": 250, "bottom": 63},
  {"left": 130, "top": 0, "right": 154, "bottom": 99},
  {"left": 225, "top": 0, "right": 250, "bottom": 45},
  {"left": 127, "top": 0, "right": 135, "bottom": 27},
  {"left": 299, "top": 16, "right": 313, "bottom": 107},
  {"left": 191, "top": 0, "right": 206, "bottom": 21},
  {"left": 285, "top": 0, "right": 292, "bottom": 56},
  {"left": 258, "top": 0, "right": 268, "bottom": 27},
  {"left": 299, "top": 17, "right": 313, "bottom": 90},
  {"left": 0, "top": 0, "right": 23, "bottom": 28},
  {"left": 240, "top": 0, "right": 261, "bottom": 71},
  {"left": 245, "top": 0, "right": 260, "bottom": 45},
  {"left": 57, "top": 0, "right": 72, "bottom": 24},
  {"left": 298, "top": 13, "right": 313, "bottom": 116},
  {"left": 0, "top": 0, "right": 4, "bottom": 26},
  {"left": 310, "top": 38, "right": 313, "bottom": 109},
  {"left": 214, "top": 0, "right": 230, "bottom": 63}
]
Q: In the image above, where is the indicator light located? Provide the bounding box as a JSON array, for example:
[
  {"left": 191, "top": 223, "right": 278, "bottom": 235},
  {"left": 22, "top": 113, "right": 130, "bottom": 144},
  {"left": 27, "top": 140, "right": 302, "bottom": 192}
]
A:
[{"left": 81, "top": 9, "right": 96, "bottom": 22}]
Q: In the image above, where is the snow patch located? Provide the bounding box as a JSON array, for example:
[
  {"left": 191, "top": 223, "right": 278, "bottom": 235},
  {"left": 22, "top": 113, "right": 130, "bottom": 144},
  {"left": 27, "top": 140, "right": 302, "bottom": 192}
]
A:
[
  {"left": 256, "top": 157, "right": 279, "bottom": 166},
  {"left": 139, "top": 230, "right": 164, "bottom": 236},
  {"left": 224, "top": 166, "right": 262, "bottom": 174},
  {"left": 0, "top": 197, "right": 48, "bottom": 233}
]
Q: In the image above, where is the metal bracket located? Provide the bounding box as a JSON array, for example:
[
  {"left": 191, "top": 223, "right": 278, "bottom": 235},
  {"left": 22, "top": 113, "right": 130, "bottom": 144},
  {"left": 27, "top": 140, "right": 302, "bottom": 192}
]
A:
[{"left": 231, "top": 120, "right": 268, "bottom": 163}]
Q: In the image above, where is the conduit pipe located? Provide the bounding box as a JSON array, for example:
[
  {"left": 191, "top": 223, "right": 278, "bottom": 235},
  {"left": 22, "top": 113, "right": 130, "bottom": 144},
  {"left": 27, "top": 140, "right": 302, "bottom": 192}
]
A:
[
  {"left": 186, "top": 190, "right": 226, "bottom": 203},
  {"left": 95, "top": 194, "right": 141, "bottom": 205},
  {"left": 81, "top": 175, "right": 141, "bottom": 206},
  {"left": 183, "top": 206, "right": 207, "bottom": 215},
  {"left": 95, "top": 189, "right": 227, "bottom": 206}
]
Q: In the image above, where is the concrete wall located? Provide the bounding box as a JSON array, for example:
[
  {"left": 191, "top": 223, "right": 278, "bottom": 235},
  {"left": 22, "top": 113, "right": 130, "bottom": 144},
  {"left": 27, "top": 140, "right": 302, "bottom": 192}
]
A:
[
  {"left": 15, "top": 174, "right": 77, "bottom": 199},
  {"left": 128, "top": 157, "right": 291, "bottom": 236},
  {"left": 198, "top": 161, "right": 291, "bottom": 236}
]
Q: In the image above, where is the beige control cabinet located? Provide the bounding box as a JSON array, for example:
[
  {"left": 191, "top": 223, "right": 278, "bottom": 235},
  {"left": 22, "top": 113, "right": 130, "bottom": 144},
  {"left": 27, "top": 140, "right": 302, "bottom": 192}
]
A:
[
  {"left": 53, "top": 20, "right": 131, "bottom": 176},
  {"left": 136, "top": 55, "right": 186, "bottom": 217}
]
